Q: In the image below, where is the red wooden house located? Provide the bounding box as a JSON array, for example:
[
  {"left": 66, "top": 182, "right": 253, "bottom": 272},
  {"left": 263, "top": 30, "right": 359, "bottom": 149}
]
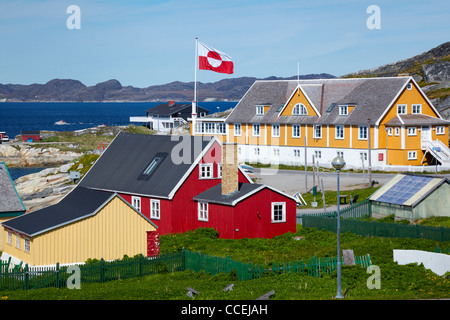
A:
[
  {"left": 21, "top": 131, "right": 40, "bottom": 142},
  {"left": 78, "top": 133, "right": 296, "bottom": 239}
]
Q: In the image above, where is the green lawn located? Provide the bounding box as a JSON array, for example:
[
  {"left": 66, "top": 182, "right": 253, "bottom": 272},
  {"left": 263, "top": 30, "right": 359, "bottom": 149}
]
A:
[{"left": 1, "top": 226, "right": 449, "bottom": 300}]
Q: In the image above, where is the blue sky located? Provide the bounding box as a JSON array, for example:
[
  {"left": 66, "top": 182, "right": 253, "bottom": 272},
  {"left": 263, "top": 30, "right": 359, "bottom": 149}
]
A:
[{"left": 0, "top": 0, "right": 448, "bottom": 88}]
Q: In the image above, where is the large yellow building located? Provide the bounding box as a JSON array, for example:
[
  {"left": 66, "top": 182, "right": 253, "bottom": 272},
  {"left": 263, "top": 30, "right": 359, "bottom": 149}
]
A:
[
  {"left": 192, "top": 76, "right": 450, "bottom": 170},
  {"left": 1, "top": 186, "right": 158, "bottom": 267}
]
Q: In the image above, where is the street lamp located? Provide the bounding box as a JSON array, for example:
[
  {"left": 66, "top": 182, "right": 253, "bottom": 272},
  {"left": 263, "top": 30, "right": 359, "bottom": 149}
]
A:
[{"left": 331, "top": 156, "right": 346, "bottom": 299}]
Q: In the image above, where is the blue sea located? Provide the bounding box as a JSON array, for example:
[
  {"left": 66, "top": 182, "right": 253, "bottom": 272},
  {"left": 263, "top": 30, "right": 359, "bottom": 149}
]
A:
[{"left": 1, "top": 101, "right": 237, "bottom": 180}]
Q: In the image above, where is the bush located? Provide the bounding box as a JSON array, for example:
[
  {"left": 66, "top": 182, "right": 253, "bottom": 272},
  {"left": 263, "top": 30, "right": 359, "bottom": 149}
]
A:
[{"left": 193, "top": 228, "right": 219, "bottom": 239}]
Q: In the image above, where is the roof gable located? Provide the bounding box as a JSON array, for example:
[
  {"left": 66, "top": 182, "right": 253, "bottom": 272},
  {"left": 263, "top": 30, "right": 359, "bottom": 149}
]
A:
[{"left": 279, "top": 85, "right": 321, "bottom": 117}]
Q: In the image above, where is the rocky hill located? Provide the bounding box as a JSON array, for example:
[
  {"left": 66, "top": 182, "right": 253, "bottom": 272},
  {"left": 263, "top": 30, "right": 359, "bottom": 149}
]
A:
[
  {"left": 0, "top": 74, "right": 335, "bottom": 103},
  {"left": 344, "top": 41, "right": 450, "bottom": 118}
]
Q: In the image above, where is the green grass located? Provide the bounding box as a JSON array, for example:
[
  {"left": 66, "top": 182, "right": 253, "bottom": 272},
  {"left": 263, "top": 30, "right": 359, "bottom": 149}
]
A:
[{"left": 1, "top": 226, "right": 448, "bottom": 300}]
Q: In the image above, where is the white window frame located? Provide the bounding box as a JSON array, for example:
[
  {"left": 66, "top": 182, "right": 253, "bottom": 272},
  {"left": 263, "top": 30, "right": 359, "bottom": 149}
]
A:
[
  {"left": 407, "top": 127, "right": 417, "bottom": 136},
  {"left": 256, "top": 105, "right": 264, "bottom": 115},
  {"left": 339, "top": 105, "right": 348, "bottom": 116},
  {"left": 199, "top": 163, "right": 213, "bottom": 179},
  {"left": 132, "top": 196, "right": 141, "bottom": 212},
  {"left": 271, "top": 202, "right": 286, "bottom": 223},
  {"left": 408, "top": 151, "right": 417, "bottom": 160},
  {"left": 397, "top": 104, "right": 407, "bottom": 115},
  {"left": 292, "top": 124, "right": 301, "bottom": 138},
  {"left": 234, "top": 123, "right": 241, "bottom": 136},
  {"left": 24, "top": 238, "right": 30, "bottom": 253},
  {"left": 315, "top": 150, "right": 322, "bottom": 159},
  {"left": 292, "top": 103, "right": 307, "bottom": 116},
  {"left": 335, "top": 125, "right": 344, "bottom": 139},
  {"left": 198, "top": 202, "right": 209, "bottom": 222},
  {"left": 294, "top": 149, "right": 301, "bottom": 157},
  {"left": 313, "top": 125, "right": 322, "bottom": 139},
  {"left": 395, "top": 127, "right": 400, "bottom": 136},
  {"left": 254, "top": 147, "right": 260, "bottom": 156},
  {"left": 358, "top": 125, "right": 368, "bottom": 140},
  {"left": 272, "top": 124, "right": 280, "bottom": 137},
  {"left": 217, "top": 163, "right": 222, "bottom": 178},
  {"left": 253, "top": 124, "right": 260, "bottom": 137},
  {"left": 7, "top": 231, "right": 12, "bottom": 245},
  {"left": 436, "top": 126, "right": 445, "bottom": 135},
  {"left": 411, "top": 104, "right": 422, "bottom": 114},
  {"left": 274, "top": 148, "right": 280, "bottom": 156},
  {"left": 387, "top": 128, "right": 393, "bottom": 136},
  {"left": 150, "top": 199, "right": 160, "bottom": 220},
  {"left": 337, "top": 151, "right": 344, "bottom": 158},
  {"left": 15, "top": 233, "right": 20, "bottom": 249}
]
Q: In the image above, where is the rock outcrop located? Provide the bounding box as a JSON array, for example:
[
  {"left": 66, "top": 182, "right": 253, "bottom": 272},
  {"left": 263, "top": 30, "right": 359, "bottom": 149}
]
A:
[{"left": 0, "top": 144, "right": 81, "bottom": 167}]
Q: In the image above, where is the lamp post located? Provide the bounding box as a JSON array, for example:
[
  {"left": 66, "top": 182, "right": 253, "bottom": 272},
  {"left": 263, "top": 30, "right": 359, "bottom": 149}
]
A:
[{"left": 331, "top": 156, "right": 346, "bottom": 299}]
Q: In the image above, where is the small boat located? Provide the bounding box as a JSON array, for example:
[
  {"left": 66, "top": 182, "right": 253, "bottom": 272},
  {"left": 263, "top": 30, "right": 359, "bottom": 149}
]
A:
[{"left": 55, "top": 120, "right": 68, "bottom": 125}]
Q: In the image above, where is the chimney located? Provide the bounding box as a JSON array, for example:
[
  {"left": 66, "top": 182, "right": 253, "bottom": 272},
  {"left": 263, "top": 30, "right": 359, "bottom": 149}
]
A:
[
  {"left": 221, "top": 142, "right": 239, "bottom": 196},
  {"left": 168, "top": 100, "right": 175, "bottom": 106}
]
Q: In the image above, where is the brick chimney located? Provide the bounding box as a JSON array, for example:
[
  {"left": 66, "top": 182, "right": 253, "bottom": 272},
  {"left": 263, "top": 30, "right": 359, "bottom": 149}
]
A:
[
  {"left": 168, "top": 100, "right": 175, "bottom": 106},
  {"left": 221, "top": 142, "right": 239, "bottom": 196}
]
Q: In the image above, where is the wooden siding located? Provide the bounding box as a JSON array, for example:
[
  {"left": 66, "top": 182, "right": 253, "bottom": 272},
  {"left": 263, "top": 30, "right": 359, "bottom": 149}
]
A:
[{"left": 3, "top": 196, "right": 156, "bottom": 266}]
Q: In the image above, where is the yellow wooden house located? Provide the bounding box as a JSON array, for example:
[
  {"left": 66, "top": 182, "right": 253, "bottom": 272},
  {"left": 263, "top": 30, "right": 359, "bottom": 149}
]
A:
[
  {"left": 192, "top": 76, "right": 450, "bottom": 170},
  {"left": 1, "top": 186, "right": 158, "bottom": 267}
]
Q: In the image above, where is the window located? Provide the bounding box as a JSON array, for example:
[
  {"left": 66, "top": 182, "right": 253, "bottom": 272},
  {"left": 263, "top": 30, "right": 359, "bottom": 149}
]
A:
[
  {"left": 337, "top": 151, "right": 344, "bottom": 158},
  {"left": 254, "top": 147, "right": 260, "bottom": 156},
  {"left": 24, "top": 239, "right": 30, "bottom": 253},
  {"left": 256, "top": 105, "right": 264, "bottom": 115},
  {"left": 387, "top": 128, "right": 393, "bottom": 136},
  {"left": 143, "top": 156, "right": 163, "bottom": 175},
  {"left": 335, "top": 125, "right": 344, "bottom": 139},
  {"left": 294, "top": 149, "right": 301, "bottom": 157},
  {"left": 217, "top": 163, "right": 222, "bottom": 178},
  {"left": 151, "top": 199, "right": 160, "bottom": 220},
  {"left": 253, "top": 124, "right": 260, "bottom": 137},
  {"left": 293, "top": 103, "right": 307, "bottom": 115},
  {"left": 199, "top": 163, "right": 213, "bottom": 179},
  {"left": 358, "top": 126, "right": 368, "bottom": 140},
  {"left": 397, "top": 104, "right": 407, "bottom": 114},
  {"left": 313, "top": 125, "right": 322, "bottom": 139},
  {"left": 395, "top": 127, "right": 400, "bottom": 136},
  {"left": 7, "top": 231, "right": 12, "bottom": 245},
  {"left": 216, "top": 123, "right": 226, "bottom": 134},
  {"left": 132, "top": 196, "right": 141, "bottom": 212},
  {"left": 436, "top": 126, "right": 445, "bottom": 135},
  {"left": 271, "top": 202, "right": 286, "bottom": 223},
  {"left": 315, "top": 150, "right": 322, "bottom": 159},
  {"left": 408, "top": 151, "right": 417, "bottom": 160},
  {"left": 234, "top": 123, "right": 241, "bottom": 136},
  {"left": 407, "top": 127, "right": 417, "bottom": 136},
  {"left": 198, "top": 202, "right": 209, "bottom": 221},
  {"left": 412, "top": 104, "right": 421, "bottom": 114},
  {"left": 272, "top": 124, "right": 280, "bottom": 137},
  {"left": 195, "top": 122, "right": 226, "bottom": 135},
  {"left": 15, "top": 233, "right": 20, "bottom": 249},
  {"left": 360, "top": 152, "right": 368, "bottom": 161},
  {"left": 339, "top": 105, "right": 348, "bottom": 115},
  {"left": 292, "top": 125, "right": 301, "bottom": 138},
  {"left": 274, "top": 148, "right": 280, "bottom": 156}
]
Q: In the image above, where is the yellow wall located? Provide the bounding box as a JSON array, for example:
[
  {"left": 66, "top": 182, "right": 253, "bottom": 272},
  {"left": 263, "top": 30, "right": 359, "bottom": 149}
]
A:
[
  {"left": 280, "top": 87, "right": 319, "bottom": 116},
  {"left": 2, "top": 196, "right": 156, "bottom": 266}
]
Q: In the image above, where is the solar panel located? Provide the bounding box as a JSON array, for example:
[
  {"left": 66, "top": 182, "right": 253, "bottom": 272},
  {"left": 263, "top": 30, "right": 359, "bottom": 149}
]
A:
[{"left": 376, "top": 175, "right": 432, "bottom": 205}]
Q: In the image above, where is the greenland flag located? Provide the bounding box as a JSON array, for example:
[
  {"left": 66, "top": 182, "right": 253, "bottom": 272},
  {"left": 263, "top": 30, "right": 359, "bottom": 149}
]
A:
[{"left": 198, "top": 42, "right": 234, "bottom": 74}]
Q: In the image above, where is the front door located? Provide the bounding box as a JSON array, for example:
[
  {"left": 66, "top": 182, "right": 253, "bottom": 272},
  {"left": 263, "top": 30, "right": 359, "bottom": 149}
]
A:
[{"left": 421, "top": 126, "right": 431, "bottom": 149}]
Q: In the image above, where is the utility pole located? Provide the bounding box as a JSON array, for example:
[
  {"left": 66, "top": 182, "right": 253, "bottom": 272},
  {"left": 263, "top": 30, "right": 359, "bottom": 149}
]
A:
[{"left": 368, "top": 118, "right": 372, "bottom": 187}]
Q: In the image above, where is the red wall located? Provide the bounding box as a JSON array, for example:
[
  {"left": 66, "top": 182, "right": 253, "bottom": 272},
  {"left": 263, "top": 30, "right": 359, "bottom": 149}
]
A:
[
  {"left": 22, "top": 135, "right": 40, "bottom": 142},
  {"left": 192, "top": 187, "right": 297, "bottom": 239}
]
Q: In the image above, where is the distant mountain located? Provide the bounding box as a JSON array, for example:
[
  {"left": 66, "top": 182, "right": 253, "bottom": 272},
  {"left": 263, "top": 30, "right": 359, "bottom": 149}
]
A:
[{"left": 0, "top": 74, "right": 335, "bottom": 103}]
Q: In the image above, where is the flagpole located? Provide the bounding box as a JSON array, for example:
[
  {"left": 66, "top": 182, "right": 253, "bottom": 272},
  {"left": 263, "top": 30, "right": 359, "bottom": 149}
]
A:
[{"left": 192, "top": 37, "right": 198, "bottom": 135}]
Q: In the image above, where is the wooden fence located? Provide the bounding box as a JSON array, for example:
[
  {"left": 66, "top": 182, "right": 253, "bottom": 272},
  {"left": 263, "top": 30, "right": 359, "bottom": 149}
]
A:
[{"left": 0, "top": 249, "right": 371, "bottom": 291}]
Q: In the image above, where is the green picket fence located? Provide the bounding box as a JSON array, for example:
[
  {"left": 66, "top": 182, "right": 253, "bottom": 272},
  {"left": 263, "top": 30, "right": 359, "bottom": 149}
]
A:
[
  {"left": 306, "top": 199, "right": 372, "bottom": 219},
  {"left": 302, "top": 215, "right": 450, "bottom": 242},
  {"left": 0, "top": 249, "right": 372, "bottom": 291}
]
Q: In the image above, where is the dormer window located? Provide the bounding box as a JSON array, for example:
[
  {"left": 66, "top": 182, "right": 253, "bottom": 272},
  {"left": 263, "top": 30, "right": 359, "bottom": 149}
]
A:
[
  {"left": 339, "top": 105, "right": 348, "bottom": 116},
  {"left": 293, "top": 103, "right": 307, "bottom": 115},
  {"left": 256, "top": 105, "right": 264, "bottom": 115}
]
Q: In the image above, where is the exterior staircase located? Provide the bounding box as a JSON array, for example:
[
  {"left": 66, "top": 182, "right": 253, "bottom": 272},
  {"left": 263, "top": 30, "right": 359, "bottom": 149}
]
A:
[{"left": 422, "top": 139, "right": 450, "bottom": 166}]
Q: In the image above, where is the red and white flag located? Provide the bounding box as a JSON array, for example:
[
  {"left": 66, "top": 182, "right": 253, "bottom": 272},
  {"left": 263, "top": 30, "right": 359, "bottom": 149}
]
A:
[{"left": 198, "top": 42, "right": 234, "bottom": 74}]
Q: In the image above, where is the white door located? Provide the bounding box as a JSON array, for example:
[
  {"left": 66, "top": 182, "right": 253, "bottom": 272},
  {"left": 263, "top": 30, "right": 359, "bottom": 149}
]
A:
[{"left": 421, "top": 126, "right": 431, "bottom": 149}]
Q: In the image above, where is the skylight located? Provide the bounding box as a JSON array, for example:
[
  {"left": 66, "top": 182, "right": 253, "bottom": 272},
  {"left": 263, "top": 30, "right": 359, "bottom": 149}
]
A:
[{"left": 143, "top": 156, "right": 163, "bottom": 175}]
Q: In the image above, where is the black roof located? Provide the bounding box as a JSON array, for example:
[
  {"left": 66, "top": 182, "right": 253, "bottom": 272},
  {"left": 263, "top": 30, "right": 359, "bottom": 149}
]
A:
[
  {"left": 2, "top": 187, "right": 114, "bottom": 237},
  {"left": 79, "top": 132, "right": 214, "bottom": 198},
  {"left": 146, "top": 103, "right": 209, "bottom": 116},
  {"left": 193, "top": 182, "right": 265, "bottom": 206}
]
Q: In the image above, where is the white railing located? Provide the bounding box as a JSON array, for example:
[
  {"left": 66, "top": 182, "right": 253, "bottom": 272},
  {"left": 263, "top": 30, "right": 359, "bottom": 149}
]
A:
[{"left": 425, "top": 140, "right": 450, "bottom": 162}]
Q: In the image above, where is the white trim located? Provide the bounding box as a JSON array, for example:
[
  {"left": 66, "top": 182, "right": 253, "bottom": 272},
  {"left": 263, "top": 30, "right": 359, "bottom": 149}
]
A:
[
  {"left": 271, "top": 202, "right": 286, "bottom": 223},
  {"left": 272, "top": 124, "right": 280, "bottom": 138},
  {"left": 401, "top": 126, "right": 405, "bottom": 149},
  {"left": 199, "top": 163, "right": 213, "bottom": 179},
  {"left": 131, "top": 196, "right": 141, "bottom": 212},
  {"left": 234, "top": 123, "right": 241, "bottom": 136},
  {"left": 197, "top": 202, "right": 209, "bottom": 222},
  {"left": 150, "top": 199, "right": 160, "bottom": 220},
  {"left": 335, "top": 125, "right": 345, "bottom": 140},
  {"left": 278, "top": 84, "right": 322, "bottom": 117}
]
